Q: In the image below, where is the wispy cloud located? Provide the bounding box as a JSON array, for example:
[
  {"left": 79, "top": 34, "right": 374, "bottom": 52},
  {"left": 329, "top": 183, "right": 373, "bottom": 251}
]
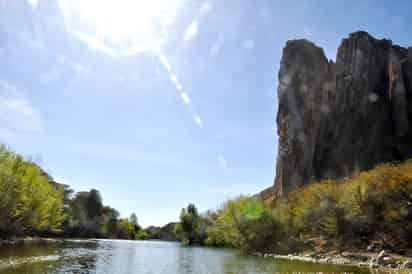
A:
[
  {"left": 180, "top": 92, "right": 191, "bottom": 105},
  {"left": 13, "top": 29, "right": 46, "bottom": 52},
  {"left": 27, "top": 0, "right": 38, "bottom": 8},
  {"left": 184, "top": 21, "right": 199, "bottom": 42},
  {"left": 200, "top": 2, "right": 213, "bottom": 15},
  {"left": 68, "top": 29, "right": 118, "bottom": 57},
  {"left": 39, "top": 69, "right": 62, "bottom": 84},
  {"left": 193, "top": 114, "right": 203, "bottom": 128},
  {"left": 56, "top": 54, "right": 88, "bottom": 75},
  {"left": 0, "top": 80, "right": 43, "bottom": 134},
  {"left": 182, "top": 2, "right": 213, "bottom": 45},
  {"left": 210, "top": 35, "right": 225, "bottom": 56},
  {"left": 157, "top": 51, "right": 204, "bottom": 128}
]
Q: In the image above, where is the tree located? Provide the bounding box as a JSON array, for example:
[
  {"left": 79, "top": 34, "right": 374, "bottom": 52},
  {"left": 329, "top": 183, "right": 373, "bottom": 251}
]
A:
[
  {"left": 130, "top": 213, "right": 138, "bottom": 227},
  {"left": 0, "top": 145, "right": 64, "bottom": 237},
  {"left": 204, "top": 196, "right": 281, "bottom": 252},
  {"left": 129, "top": 213, "right": 142, "bottom": 239},
  {"left": 175, "top": 203, "right": 200, "bottom": 245},
  {"left": 101, "top": 206, "right": 119, "bottom": 237}
]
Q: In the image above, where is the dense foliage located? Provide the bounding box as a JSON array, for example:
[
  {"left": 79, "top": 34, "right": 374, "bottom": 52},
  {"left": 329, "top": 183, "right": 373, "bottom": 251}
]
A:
[
  {"left": 174, "top": 204, "right": 203, "bottom": 245},
  {"left": 176, "top": 161, "right": 412, "bottom": 253},
  {"left": 279, "top": 161, "right": 412, "bottom": 251},
  {"left": 0, "top": 145, "right": 63, "bottom": 237},
  {"left": 204, "top": 196, "right": 283, "bottom": 252},
  {"left": 0, "top": 145, "right": 146, "bottom": 240},
  {"left": 3, "top": 142, "right": 412, "bottom": 252}
]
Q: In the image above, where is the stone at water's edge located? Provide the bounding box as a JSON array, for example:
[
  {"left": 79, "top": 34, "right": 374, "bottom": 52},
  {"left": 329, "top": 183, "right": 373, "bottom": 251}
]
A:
[{"left": 274, "top": 31, "right": 412, "bottom": 195}]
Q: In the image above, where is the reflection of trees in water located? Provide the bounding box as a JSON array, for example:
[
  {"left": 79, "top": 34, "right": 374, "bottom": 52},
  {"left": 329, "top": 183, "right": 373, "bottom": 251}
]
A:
[
  {"left": 0, "top": 241, "right": 100, "bottom": 274},
  {"left": 176, "top": 245, "right": 196, "bottom": 274},
  {"left": 176, "top": 245, "right": 240, "bottom": 274},
  {"left": 1, "top": 241, "right": 371, "bottom": 274},
  {"left": 222, "top": 255, "right": 371, "bottom": 274}
]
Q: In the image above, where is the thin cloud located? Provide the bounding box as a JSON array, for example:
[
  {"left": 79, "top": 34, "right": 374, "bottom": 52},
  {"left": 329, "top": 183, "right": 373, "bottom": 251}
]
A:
[
  {"left": 158, "top": 53, "right": 172, "bottom": 72},
  {"left": 27, "top": 0, "right": 38, "bottom": 8},
  {"left": 180, "top": 92, "right": 191, "bottom": 105},
  {"left": 0, "top": 80, "right": 43, "bottom": 134},
  {"left": 13, "top": 30, "right": 46, "bottom": 52},
  {"left": 40, "top": 69, "right": 62, "bottom": 84},
  {"left": 182, "top": 2, "right": 212, "bottom": 45},
  {"left": 193, "top": 114, "right": 203, "bottom": 128},
  {"left": 157, "top": 51, "right": 204, "bottom": 128},
  {"left": 169, "top": 73, "right": 179, "bottom": 85},
  {"left": 56, "top": 54, "right": 88, "bottom": 75},
  {"left": 200, "top": 2, "right": 213, "bottom": 15},
  {"left": 176, "top": 82, "right": 183, "bottom": 91},
  {"left": 69, "top": 29, "right": 117, "bottom": 57},
  {"left": 210, "top": 35, "right": 225, "bottom": 56},
  {"left": 184, "top": 21, "right": 199, "bottom": 42}
]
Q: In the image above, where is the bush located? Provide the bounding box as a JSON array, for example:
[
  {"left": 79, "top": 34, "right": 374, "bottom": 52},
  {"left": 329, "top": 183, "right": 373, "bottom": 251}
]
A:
[
  {"left": 202, "top": 160, "right": 412, "bottom": 253},
  {"left": 204, "top": 196, "right": 283, "bottom": 252}
]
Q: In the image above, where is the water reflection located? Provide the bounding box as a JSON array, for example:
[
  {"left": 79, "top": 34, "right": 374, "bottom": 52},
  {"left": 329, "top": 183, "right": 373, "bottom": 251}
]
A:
[{"left": 0, "top": 240, "right": 372, "bottom": 274}]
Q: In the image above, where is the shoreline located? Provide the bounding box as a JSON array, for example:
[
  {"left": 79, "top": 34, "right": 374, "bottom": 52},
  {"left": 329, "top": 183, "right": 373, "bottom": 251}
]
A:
[
  {"left": 0, "top": 237, "right": 100, "bottom": 246},
  {"left": 0, "top": 237, "right": 176, "bottom": 246},
  {"left": 252, "top": 250, "right": 412, "bottom": 272},
  {"left": 2, "top": 237, "right": 412, "bottom": 272}
]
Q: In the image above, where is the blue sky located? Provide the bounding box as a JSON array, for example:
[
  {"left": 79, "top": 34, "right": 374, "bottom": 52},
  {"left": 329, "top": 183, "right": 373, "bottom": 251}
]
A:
[{"left": 0, "top": 0, "right": 411, "bottom": 227}]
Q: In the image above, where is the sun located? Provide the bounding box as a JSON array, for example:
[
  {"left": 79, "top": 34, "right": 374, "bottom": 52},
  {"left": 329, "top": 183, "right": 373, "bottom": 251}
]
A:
[{"left": 58, "top": 0, "right": 185, "bottom": 55}]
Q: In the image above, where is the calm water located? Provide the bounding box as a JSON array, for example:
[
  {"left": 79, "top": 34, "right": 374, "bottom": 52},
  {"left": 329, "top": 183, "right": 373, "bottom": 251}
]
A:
[{"left": 0, "top": 240, "right": 372, "bottom": 274}]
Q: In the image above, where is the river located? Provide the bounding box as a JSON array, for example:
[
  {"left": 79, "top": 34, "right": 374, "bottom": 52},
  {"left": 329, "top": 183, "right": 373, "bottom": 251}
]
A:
[{"left": 0, "top": 239, "right": 373, "bottom": 274}]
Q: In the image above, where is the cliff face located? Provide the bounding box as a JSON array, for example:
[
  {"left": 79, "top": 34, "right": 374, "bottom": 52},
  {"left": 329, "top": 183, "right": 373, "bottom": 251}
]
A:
[{"left": 274, "top": 31, "right": 412, "bottom": 195}]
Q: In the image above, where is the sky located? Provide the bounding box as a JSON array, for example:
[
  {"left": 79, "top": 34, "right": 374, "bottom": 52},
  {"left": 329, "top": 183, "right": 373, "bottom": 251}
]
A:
[{"left": 0, "top": 0, "right": 411, "bottom": 227}]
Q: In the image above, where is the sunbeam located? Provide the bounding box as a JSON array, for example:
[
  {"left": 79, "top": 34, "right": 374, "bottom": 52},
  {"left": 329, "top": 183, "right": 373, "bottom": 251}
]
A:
[{"left": 58, "top": 0, "right": 186, "bottom": 55}]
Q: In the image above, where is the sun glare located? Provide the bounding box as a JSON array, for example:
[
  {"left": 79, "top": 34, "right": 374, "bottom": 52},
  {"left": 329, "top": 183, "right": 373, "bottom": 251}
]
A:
[{"left": 59, "top": 0, "right": 185, "bottom": 54}]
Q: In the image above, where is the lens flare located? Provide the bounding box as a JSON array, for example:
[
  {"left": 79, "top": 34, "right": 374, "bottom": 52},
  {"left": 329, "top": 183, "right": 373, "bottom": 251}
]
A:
[{"left": 58, "top": 0, "right": 186, "bottom": 54}]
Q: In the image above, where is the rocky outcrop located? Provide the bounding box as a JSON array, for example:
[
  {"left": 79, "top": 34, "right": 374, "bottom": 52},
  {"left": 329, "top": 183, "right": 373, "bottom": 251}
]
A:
[{"left": 274, "top": 31, "right": 412, "bottom": 195}]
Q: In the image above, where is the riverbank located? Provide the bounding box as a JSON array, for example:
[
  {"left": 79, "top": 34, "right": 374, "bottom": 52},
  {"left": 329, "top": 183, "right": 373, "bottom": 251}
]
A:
[
  {"left": 3, "top": 237, "right": 412, "bottom": 272},
  {"left": 0, "top": 237, "right": 99, "bottom": 246},
  {"left": 253, "top": 249, "right": 412, "bottom": 272},
  {"left": 0, "top": 239, "right": 374, "bottom": 274}
]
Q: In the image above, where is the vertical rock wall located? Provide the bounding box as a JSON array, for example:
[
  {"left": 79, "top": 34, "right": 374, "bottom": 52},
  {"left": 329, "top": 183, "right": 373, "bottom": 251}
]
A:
[{"left": 274, "top": 31, "right": 412, "bottom": 195}]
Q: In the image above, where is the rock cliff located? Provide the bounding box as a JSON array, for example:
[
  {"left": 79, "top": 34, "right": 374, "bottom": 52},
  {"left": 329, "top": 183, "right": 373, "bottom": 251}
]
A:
[{"left": 274, "top": 31, "right": 412, "bottom": 195}]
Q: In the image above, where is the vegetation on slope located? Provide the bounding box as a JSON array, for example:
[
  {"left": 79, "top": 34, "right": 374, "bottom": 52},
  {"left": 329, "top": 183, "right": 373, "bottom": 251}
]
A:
[
  {"left": 0, "top": 144, "right": 147, "bottom": 240},
  {"left": 176, "top": 160, "right": 412, "bottom": 254}
]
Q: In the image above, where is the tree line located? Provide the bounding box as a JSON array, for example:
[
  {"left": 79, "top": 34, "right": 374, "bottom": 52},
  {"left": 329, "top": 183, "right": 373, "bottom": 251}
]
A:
[
  {"left": 0, "top": 144, "right": 148, "bottom": 240},
  {"left": 175, "top": 160, "right": 412, "bottom": 254}
]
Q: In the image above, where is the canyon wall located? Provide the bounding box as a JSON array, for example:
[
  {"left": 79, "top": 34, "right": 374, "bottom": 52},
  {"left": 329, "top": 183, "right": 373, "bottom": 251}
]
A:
[{"left": 274, "top": 31, "right": 412, "bottom": 195}]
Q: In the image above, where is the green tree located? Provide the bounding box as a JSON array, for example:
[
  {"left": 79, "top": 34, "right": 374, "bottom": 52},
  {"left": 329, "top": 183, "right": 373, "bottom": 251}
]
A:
[
  {"left": 204, "top": 196, "right": 281, "bottom": 252},
  {"left": 175, "top": 203, "right": 200, "bottom": 245},
  {"left": 0, "top": 145, "right": 64, "bottom": 237},
  {"left": 130, "top": 213, "right": 138, "bottom": 227},
  {"left": 101, "top": 206, "right": 119, "bottom": 238}
]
